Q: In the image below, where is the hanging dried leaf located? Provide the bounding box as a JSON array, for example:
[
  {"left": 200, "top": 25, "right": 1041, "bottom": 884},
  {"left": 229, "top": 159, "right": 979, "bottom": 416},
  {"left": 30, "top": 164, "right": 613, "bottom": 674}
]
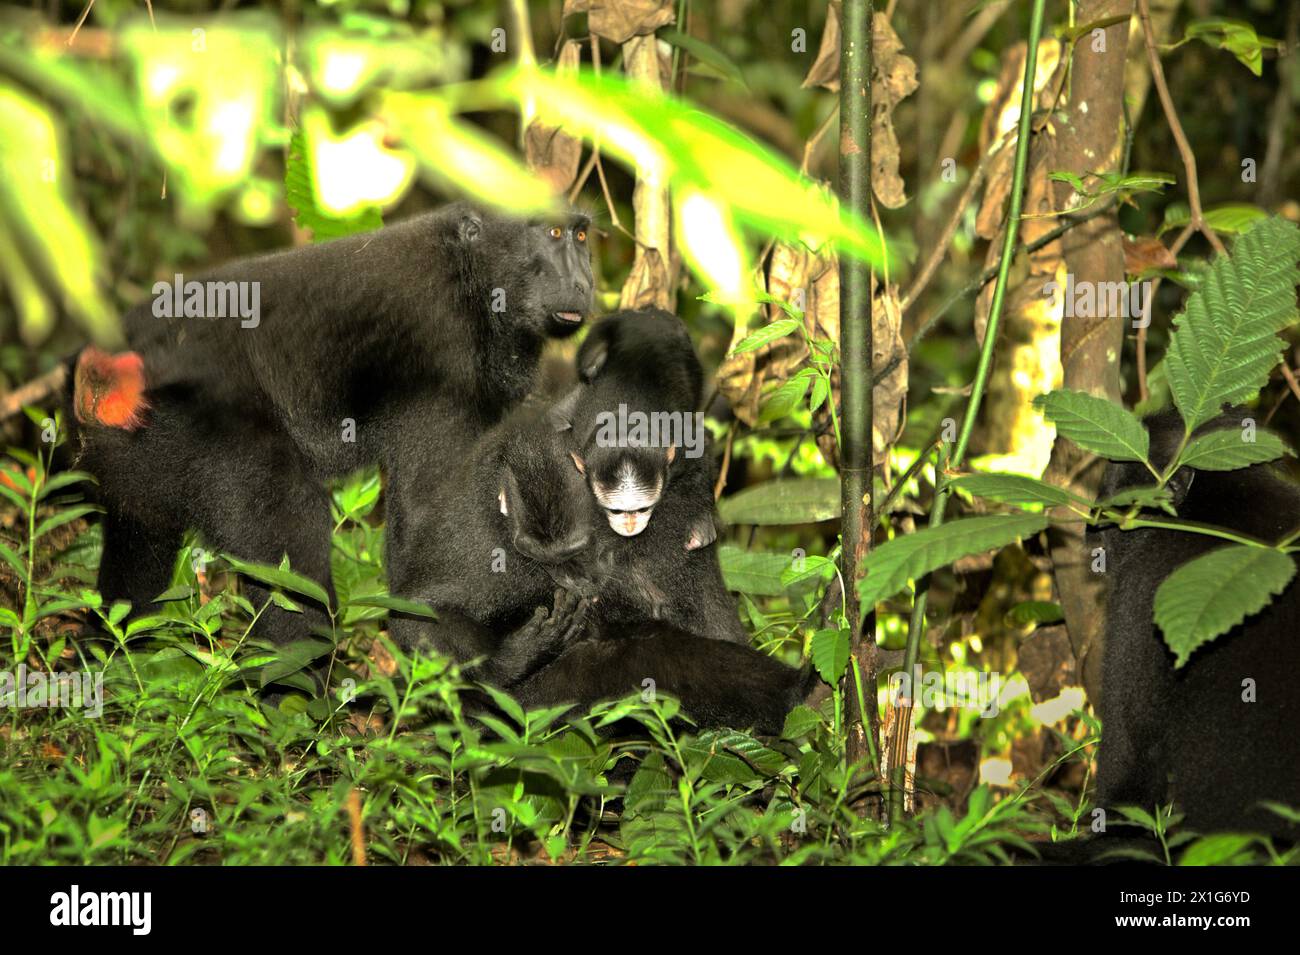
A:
[
  {"left": 800, "top": 4, "right": 917, "bottom": 208},
  {"left": 563, "top": 0, "right": 675, "bottom": 45},
  {"left": 524, "top": 40, "right": 585, "bottom": 194}
]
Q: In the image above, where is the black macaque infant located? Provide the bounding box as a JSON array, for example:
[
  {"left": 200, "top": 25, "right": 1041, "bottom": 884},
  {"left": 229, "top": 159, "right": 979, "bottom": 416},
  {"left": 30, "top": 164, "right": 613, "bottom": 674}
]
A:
[
  {"left": 551, "top": 308, "right": 750, "bottom": 643},
  {"left": 1093, "top": 407, "right": 1300, "bottom": 837}
]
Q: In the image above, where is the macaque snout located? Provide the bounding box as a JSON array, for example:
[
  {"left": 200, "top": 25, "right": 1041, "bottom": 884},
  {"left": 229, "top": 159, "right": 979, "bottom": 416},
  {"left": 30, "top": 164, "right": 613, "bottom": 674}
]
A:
[{"left": 606, "top": 507, "right": 653, "bottom": 537}]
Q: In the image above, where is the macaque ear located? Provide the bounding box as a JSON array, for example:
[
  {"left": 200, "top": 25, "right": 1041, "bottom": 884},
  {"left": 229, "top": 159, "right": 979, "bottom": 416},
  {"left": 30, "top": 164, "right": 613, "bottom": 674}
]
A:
[
  {"left": 569, "top": 452, "right": 586, "bottom": 475},
  {"left": 458, "top": 213, "right": 483, "bottom": 243},
  {"left": 665, "top": 444, "right": 677, "bottom": 465},
  {"left": 498, "top": 486, "right": 509, "bottom": 515}
]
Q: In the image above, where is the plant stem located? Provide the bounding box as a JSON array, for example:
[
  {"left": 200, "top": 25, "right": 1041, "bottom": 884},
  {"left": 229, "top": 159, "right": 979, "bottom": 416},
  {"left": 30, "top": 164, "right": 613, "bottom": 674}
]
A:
[
  {"left": 837, "top": 0, "right": 877, "bottom": 778},
  {"left": 889, "top": 0, "right": 1047, "bottom": 824}
]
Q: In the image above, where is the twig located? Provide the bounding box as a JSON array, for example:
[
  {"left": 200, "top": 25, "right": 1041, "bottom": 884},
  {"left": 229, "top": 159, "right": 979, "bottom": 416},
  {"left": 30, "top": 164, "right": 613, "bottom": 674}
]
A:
[
  {"left": 0, "top": 366, "right": 68, "bottom": 421},
  {"left": 1137, "top": 0, "right": 1226, "bottom": 256}
]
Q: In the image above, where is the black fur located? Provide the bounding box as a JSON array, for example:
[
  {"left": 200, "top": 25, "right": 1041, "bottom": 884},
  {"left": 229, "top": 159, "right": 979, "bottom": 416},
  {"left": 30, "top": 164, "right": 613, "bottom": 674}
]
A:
[
  {"left": 73, "top": 204, "right": 592, "bottom": 657},
  {"left": 513, "top": 621, "right": 815, "bottom": 735},
  {"left": 1094, "top": 407, "right": 1300, "bottom": 835},
  {"left": 555, "top": 308, "right": 749, "bottom": 643},
  {"left": 388, "top": 402, "right": 595, "bottom": 683}
]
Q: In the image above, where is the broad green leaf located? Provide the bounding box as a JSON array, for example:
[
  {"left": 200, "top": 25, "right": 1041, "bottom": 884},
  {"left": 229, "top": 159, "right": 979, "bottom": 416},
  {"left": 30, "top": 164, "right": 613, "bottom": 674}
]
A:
[
  {"left": 492, "top": 68, "right": 886, "bottom": 267},
  {"left": 1184, "top": 18, "right": 1280, "bottom": 76},
  {"left": 759, "top": 370, "right": 814, "bottom": 422},
  {"left": 254, "top": 637, "right": 335, "bottom": 687},
  {"left": 949, "top": 474, "right": 1093, "bottom": 510},
  {"left": 858, "top": 513, "right": 1050, "bottom": 607},
  {"left": 1160, "top": 202, "right": 1268, "bottom": 237},
  {"left": 285, "top": 127, "right": 385, "bottom": 242},
  {"left": 781, "top": 704, "right": 824, "bottom": 740},
  {"left": 729, "top": 318, "right": 801, "bottom": 356},
  {"left": 1178, "top": 428, "right": 1291, "bottom": 471},
  {"left": 383, "top": 90, "right": 557, "bottom": 216},
  {"left": 33, "top": 505, "right": 99, "bottom": 541},
  {"left": 1154, "top": 545, "right": 1296, "bottom": 666},
  {"left": 810, "top": 628, "right": 850, "bottom": 684},
  {"left": 718, "top": 546, "right": 792, "bottom": 596},
  {"left": 1178, "top": 833, "right": 1261, "bottom": 866},
  {"left": 658, "top": 30, "right": 748, "bottom": 87},
  {"left": 347, "top": 593, "right": 439, "bottom": 618},
  {"left": 0, "top": 85, "right": 119, "bottom": 344},
  {"left": 718, "top": 477, "right": 841, "bottom": 525},
  {"left": 224, "top": 554, "right": 332, "bottom": 609},
  {"left": 1165, "top": 217, "right": 1300, "bottom": 431},
  {"left": 1033, "top": 390, "right": 1150, "bottom": 463}
]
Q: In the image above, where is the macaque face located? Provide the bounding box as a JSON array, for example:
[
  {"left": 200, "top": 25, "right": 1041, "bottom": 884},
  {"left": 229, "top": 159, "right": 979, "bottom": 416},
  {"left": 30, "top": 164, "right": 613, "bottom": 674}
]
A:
[{"left": 571, "top": 445, "right": 675, "bottom": 538}]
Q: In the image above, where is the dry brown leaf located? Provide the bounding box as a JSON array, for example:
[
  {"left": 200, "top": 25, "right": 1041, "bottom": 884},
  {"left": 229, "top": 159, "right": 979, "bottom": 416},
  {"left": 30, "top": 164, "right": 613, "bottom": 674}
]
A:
[
  {"left": 1122, "top": 235, "right": 1177, "bottom": 274},
  {"left": 563, "top": 0, "right": 675, "bottom": 44},
  {"left": 525, "top": 40, "right": 584, "bottom": 195},
  {"left": 367, "top": 637, "right": 398, "bottom": 678},
  {"left": 800, "top": 4, "right": 917, "bottom": 208}
]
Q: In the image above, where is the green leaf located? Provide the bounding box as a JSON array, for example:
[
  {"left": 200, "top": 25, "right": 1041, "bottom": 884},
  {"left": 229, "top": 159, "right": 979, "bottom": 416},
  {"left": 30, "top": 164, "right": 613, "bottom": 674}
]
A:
[
  {"left": 658, "top": 30, "right": 748, "bottom": 88},
  {"left": 949, "top": 473, "right": 1093, "bottom": 510},
  {"left": 729, "top": 318, "right": 801, "bottom": 356},
  {"left": 718, "top": 546, "right": 792, "bottom": 596},
  {"left": 33, "top": 505, "right": 99, "bottom": 540},
  {"left": 758, "top": 371, "right": 813, "bottom": 422},
  {"left": 810, "top": 628, "right": 850, "bottom": 684},
  {"left": 1160, "top": 202, "right": 1269, "bottom": 237},
  {"left": 1033, "top": 390, "right": 1150, "bottom": 463},
  {"left": 1165, "top": 217, "right": 1300, "bottom": 431},
  {"left": 224, "top": 554, "right": 332, "bottom": 609},
  {"left": 781, "top": 704, "right": 824, "bottom": 740},
  {"left": 254, "top": 637, "right": 335, "bottom": 688},
  {"left": 347, "top": 593, "right": 438, "bottom": 618},
  {"left": 1178, "top": 833, "right": 1260, "bottom": 866},
  {"left": 718, "top": 477, "right": 841, "bottom": 525},
  {"left": 858, "top": 513, "right": 1050, "bottom": 607},
  {"left": 1178, "top": 427, "right": 1291, "bottom": 471},
  {"left": 1154, "top": 545, "right": 1296, "bottom": 666},
  {"left": 1184, "top": 18, "right": 1280, "bottom": 76},
  {"left": 1005, "top": 601, "right": 1065, "bottom": 627},
  {"left": 285, "top": 129, "right": 383, "bottom": 242}
]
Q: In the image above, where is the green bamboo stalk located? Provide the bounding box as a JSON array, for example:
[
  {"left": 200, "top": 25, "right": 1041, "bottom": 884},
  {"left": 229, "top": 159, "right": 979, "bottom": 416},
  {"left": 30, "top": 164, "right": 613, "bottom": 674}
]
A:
[
  {"left": 889, "top": 0, "right": 1047, "bottom": 822},
  {"left": 837, "top": 0, "right": 877, "bottom": 772}
]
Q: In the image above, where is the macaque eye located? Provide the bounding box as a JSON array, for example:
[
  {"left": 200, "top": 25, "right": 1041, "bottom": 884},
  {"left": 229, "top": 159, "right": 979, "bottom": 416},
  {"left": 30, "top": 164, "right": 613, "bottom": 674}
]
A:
[
  {"left": 575, "top": 229, "right": 587, "bottom": 243},
  {"left": 549, "top": 226, "right": 564, "bottom": 240}
]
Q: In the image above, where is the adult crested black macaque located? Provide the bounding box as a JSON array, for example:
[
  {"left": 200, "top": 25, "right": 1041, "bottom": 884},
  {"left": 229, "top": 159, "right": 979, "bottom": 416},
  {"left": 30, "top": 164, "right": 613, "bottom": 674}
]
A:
[
  {"left": 70, "top": 203, "right": 593, "bottom": 655},
  {"left": 1094, "top": 407, "right": 1300, "bottom": 836},
  {"left": 388, "top": 403, "right": 597, "bottom": 685},
  {"left": 553, "top": 308, "right": 750, "bottom": 643},
  {"left": 513, "top": 620, "right": 816, "bottom": 735}
]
